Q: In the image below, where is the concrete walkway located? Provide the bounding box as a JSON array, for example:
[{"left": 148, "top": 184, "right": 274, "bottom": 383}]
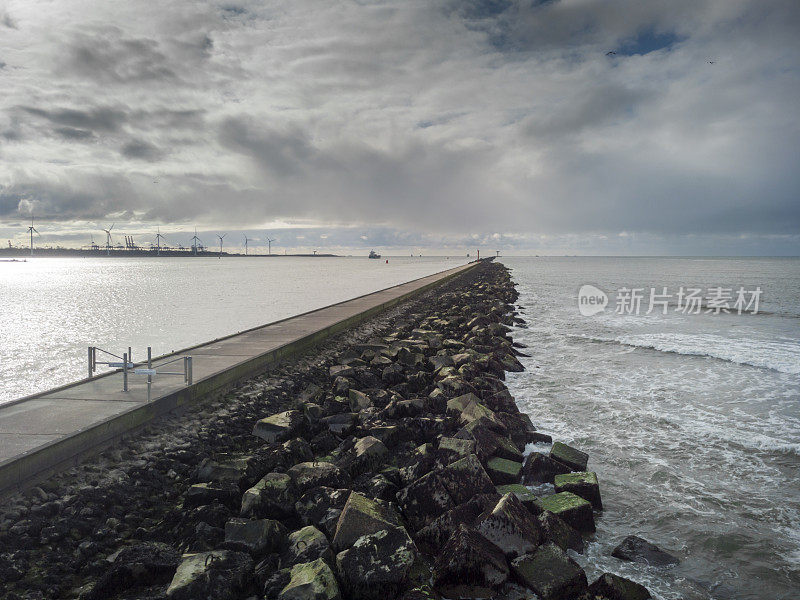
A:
[{"left": 0, "top": 261, "right": 477, "bottom": 496}]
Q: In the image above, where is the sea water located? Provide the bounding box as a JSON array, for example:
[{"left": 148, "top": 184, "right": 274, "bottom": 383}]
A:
[
  {"left": 502, "top": 257, "right": 800, "bottom": 600},
  {"left": 0, "top": 255, "right": 469, "bottom": 405}
]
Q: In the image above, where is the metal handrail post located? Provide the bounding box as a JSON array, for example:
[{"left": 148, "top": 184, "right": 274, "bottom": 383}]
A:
[
  {"left": 147, "top": 346, "right": 152, "bottom": 403},
  {"left": 123, "top": 352, "right": 129, "bottom": 392},
  {"left": 187, "top": 356, "right": 193, "bottom": 386},
  {"left": 88, "top": 347, "right": 94, "bottom": 379}
]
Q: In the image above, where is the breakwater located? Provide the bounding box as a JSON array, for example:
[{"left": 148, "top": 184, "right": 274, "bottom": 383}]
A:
[{"left": 0, "top": 262, "right": 659, "bottom": 600}]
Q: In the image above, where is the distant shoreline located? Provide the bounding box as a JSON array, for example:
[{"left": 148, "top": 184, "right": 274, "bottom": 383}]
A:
[{"left": 0, "top": 248, "right": 338, "bottom": 258}]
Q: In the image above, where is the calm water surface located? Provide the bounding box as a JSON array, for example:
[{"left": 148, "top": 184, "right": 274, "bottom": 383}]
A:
[
  {"left": 503, "top": 257, "right": 800, "bottom": 600},
  {"left": 0, "top": 256, "right": 469, "bottom": 404}
]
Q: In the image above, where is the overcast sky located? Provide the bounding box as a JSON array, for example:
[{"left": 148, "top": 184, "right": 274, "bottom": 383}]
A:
[{"left": 1, "top": 0, "right": 798, "bottom": 254}]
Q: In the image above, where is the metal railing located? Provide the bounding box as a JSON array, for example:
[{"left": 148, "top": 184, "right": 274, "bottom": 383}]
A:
[{"left": 88, "top": 346, "right": 193, "bottom": 401}]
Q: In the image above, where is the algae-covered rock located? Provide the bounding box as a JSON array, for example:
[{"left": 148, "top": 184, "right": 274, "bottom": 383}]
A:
[
  {"left": 435, "top": 437, "right": 475, "bottom": 466},
  {"left": 495, "top": 484, "right": 538, "bottom": 514},
  {"left": 331, "top": 491, "right": 402, "bottom": 550},
  {"left": 432, "top": 524, "right": 509, "bottom": 590},
  {"left": 320, "top": 413, "right": 358, "bottom": 436},
  {"left": 348, "top": 389, "right": 372, "bottom": 411},
  {"left": 343, "top": 436, "right": 389, "bottom": 476},
  {"left": 554, "top": 471, "right": 602, "bottom": 510},
  {"left": 253, "top": 410, "right": 304, "bottom": 444},
  {"left": 83, "top": 542, "right": 180, "bottom": 600},
  {"left": 460, "top": 421, "right": 522, "bottom": 462},
  {"left": 511, "top": 542, "right": 587, "bottom": 600},
  {"left": 550, "top": 441, "right": 588, "bottom": 472},
  {"left": 588, "top": 572, "right": 652, "bottom": 600},
  {"left": 223, "top": 517, "right": 287, "bottom": 555},
  {"left": 522, "top": 452, "right": 571, "bottom": 484},
  {"left": 538, "top": 510, "right": 584, "bottom": 553},
  {"left": 475, "top": 493, "right": 542, "bottom": 559},
  {"left": 611, "top": 535, "right": 679, "bottom": 567},
  {"left": 184, "top": 482, "right": 240, "bottom": 511},
  {"left": 414, "top": 493, "right": 499, "bottom": 552},
  {"left": 486, "top": 457, "right": 523, "bottom": 485},
  {"left": 241, "top": 472, "right": 296, "bottom": 519},
  {"left": 446, "top": 392, "right": 481, "bottom": 416},
  {"left": 396, "top": 470, "right": 455, "bottom": 531},
  {"left": 335, "top": 527, "right": 418, "bottom": 600},
  {"left": 534, "top": 492, "right": 595, "bottom": 533},
  {"left": 436, "top": 454, "right": 496, "bottom": 505},
  {"left": 279, "top": 557, "right": 341, "bottom": 600},
  {"left": 287, "top": 525, "right": 333, "bottom": 566},
  {"left": 289, "top": 462, "right": 351, "bottom": 494},
  {"left": 165, "top": 550, "right": 253, "bottom": 599}
]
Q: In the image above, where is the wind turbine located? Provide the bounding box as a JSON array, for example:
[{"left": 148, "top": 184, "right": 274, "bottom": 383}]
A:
[
  {"left": 243, "top": 234, "right": 252, "bottom": 255},
  {"left": 26, "top": 217, "right": 40, "bottom": 256},
  {"left": 191, "top": 227, "right": 202, "bottom": 255},
  {"left": 216, "top": 233, "right": 226, "bottom": 258},
  {"left": 267, "top": 237, "right": 274, "bottom": 255},
  {"left": 102, "top": 223, "right": 115, "bottom": 256},
  {"left": 155, "top": 227, "right": 167, "bottom": 255}
]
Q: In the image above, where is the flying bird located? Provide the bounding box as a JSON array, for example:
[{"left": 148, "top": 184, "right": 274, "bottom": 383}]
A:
[
  {"left": 606, "top": 51, "right": 616, "bottom": 55},
  {"left": 708, "top": 61, "right": 715, "bottom": 64}
]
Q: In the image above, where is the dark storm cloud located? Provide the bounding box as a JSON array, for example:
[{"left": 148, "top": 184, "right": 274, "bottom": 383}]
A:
[{"left": 0, "top": 0, "right": 798, "bottom": 254}]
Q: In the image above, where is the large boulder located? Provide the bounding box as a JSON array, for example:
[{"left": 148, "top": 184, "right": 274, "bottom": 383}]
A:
[
  {"left": 295, "top": 487, "right": 351, "bottom": 539},
  {"left": 396, "top": 471, "right": 454, "bottom": 531},
  {"left": 415, "top": 494, "right": 499, "bottom": 553},
  {"left": 534, "top": 492, "right": 595, "bottom": 533},
  {"left": 341, "top": 436, "right": 389, "bottom": 476},
  {"left": 348, "top": 389, "right": 373, "bottom": 411},
  {"left": 165, "top": 550, "right": 253, "bottom": 600},
  {"left": 436, "top": 454, "right": 496, "bottom": 504},
  {"left": 432, "top": 525, "right": 509, "bottom": 591},
  {"left": 253, "top": 411, "right": 304, "bottom": 444},
  {"left": 588, "top": 573, "right": 652, "bottom": 600},
  {"left": 83, "top": 542, "right": 181, "bottom": 600},
  {"left": 475, "top": 493, "right": 542, "bottom": 559},
  {"left": 554, "top": 471, "right": 602, "bottom": 510},
  {"left": 223, "top": 517, "right": 287, "bottom": 556},
  {"left": 335, "top": 527, "right": 418, "bottom": 600},
  {"left": 494, "top": 484, "right": 538, "bottom": 514},
  {"left": 241, "top": 472, "right": 296, "bottom": 519},
  {"left": 538, "top": 510, "right": 584, "bottom": 554},
  {"left": 331, "top": 492, "right": 402, "bottom": 550},
  {"left": 279, "top": 557, "right": 342, "bottom": 600},
  {"left": 611, "top": 536, "right": 679, "bottom": 567},
  {"left": 458, "top": 421, "right": 522, "bottom": 463},
  {"left": 184, "top": 482, "right": 240, "bottom": 511},
  {"left": 320, "top": 413, "right": 358, "bottom": 436},
  {"left": 510, "top": 543, "right": 588, "bottom": 600},
  {"left": 435, "top": 437, "right": 475, "bottom": 466},
  {"left": 521, "top": 453, "right": 570, "bottom": 484},
  {"left": 288, "top": 462, "right": 351, "bottom": 494},
  {"left": 485, "top": 457, "right": 523, "bottom": 485},
  {"left": 286, "top": 526, "right": 333, "bottom": 566},
  {"left": 550, "top": 442, "right": 588, "bottom": 472}
]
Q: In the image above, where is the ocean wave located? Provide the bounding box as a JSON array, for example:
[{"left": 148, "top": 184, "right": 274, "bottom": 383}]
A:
[{"left": 570, "top": 333, "right": 800, "bottom": 375}]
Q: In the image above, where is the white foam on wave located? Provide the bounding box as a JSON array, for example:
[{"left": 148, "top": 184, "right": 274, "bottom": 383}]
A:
[{"left": 573, "top": 332, "right": 800, "bottom": 375}]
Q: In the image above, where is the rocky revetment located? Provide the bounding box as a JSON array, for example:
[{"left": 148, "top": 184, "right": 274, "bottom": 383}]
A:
[{"left": 0, "top": 262, "right": 655, "bottom": 600}]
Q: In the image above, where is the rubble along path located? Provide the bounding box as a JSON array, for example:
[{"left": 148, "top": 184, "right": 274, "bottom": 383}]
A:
[{"left": 0, "top": 262, "right": 654, "bottom": 600}]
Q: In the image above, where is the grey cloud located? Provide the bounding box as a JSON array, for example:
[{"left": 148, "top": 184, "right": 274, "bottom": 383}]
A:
[
  {"left": 2, "top": 13, "right": 16, "bottom": 29},
  {"left": 0, "top": 0, "right": 798, "bottom": 254},
  {"left": 22, "top": 106, "right": 127, "bottom": 133},
  {"left": 54, "top": 127, "right": 94, "bottom": 140},
  {"left": 64, "top": 31, "right": 178, "bottom": 83},
  {"left": 121, "top": 139, "right": 164, "bottom": 161}
]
